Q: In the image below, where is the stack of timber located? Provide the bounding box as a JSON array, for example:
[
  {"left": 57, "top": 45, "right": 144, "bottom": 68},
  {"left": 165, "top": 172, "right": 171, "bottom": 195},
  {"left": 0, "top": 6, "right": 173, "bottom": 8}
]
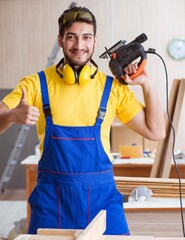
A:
[{"left": 114, "top": 176, "right": 185, "bottom": 198}]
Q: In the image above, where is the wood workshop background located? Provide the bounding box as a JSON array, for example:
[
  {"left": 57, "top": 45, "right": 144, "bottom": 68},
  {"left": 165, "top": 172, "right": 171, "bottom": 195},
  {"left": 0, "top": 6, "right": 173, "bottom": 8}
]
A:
[{"left": 0, "top": 0, "right": 185, "bottom": 188}]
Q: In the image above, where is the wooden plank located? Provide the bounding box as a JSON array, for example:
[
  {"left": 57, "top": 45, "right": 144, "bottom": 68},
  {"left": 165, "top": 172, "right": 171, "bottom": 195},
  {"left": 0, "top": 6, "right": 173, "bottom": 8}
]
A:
[
  {"left": 76, "top": 210, "right": 106, "bottom": 240},
  {"left": 114, "top": 176, "right": 185, "bottom": 198},
  {"left": 161, "top": 79, "right": 185, "bottom": 177},
  {"left": 14, "top": 234, "right": 74, "bottom": 240},
  {"left": 13, "top": 235, "right": 185, "bottom": 240},
  {"left": 115, "top": 176, "right": 185, "bottom": 183},
  {"left": 102, "top": 237, "right": 155, "bottom": 240},
  {"left": 37, "top": 228, "right": 82, "bottom": 237},
  {"left": 150, "top": 79, "right": 180, "bottom": 177},
  {"left": 102, "top": 236, "right": 185, "bottom": 240}
]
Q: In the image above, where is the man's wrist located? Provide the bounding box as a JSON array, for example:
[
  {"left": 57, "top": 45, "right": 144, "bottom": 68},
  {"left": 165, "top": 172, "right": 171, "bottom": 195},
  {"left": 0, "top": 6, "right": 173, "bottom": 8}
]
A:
[
  {"left": 141, "top": 76, "right": 153, "bottom": 92},
  {"left": 8, "top": 109, "right": 16, "bottom": 124}
]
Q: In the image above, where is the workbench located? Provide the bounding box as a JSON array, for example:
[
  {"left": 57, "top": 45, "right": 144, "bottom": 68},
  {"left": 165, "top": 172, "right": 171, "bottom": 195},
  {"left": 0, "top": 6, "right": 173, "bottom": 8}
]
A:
[
  {"left": 112, "top": 158, "right": 185, "bottom": 178},
  {"left": 21, "top": 155, "right": 185, "bottom": 224}
]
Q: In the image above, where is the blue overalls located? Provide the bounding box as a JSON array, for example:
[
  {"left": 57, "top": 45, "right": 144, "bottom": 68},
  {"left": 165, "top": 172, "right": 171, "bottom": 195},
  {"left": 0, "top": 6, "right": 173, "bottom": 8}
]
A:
[{"left": 28, "top": 71, "right": 130, "bottom": 235}]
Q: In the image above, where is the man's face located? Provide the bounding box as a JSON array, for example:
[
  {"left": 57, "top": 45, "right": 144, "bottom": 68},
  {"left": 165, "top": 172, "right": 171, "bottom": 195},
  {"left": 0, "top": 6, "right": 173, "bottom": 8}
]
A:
[{"left": 58, "top": 22, "right": 96, "bottom": 68}]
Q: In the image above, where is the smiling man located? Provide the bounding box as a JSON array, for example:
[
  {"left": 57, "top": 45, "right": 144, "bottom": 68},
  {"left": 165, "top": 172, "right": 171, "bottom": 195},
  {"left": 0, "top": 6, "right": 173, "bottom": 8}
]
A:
[
  {"left": 0, "top": 4, "right": 165, "bottom": 236},
  {"left": 60, "top": 22, "right": 95, "bottom": 66}
]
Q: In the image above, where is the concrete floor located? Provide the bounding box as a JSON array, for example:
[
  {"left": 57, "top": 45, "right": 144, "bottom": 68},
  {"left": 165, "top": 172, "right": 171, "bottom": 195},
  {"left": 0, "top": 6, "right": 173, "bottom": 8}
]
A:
[{"left": 0, "top": 201, "right": 27, "bottom": 239}]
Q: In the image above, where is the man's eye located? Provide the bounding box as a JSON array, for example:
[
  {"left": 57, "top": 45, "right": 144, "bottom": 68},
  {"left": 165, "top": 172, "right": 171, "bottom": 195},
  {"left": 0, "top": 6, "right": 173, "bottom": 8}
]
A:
[
  {"left": 83, "top": 36, "right": 92, "bottom": 40},
  {"left": 66, "top": 35, "right": 75, "bottom": 40}
]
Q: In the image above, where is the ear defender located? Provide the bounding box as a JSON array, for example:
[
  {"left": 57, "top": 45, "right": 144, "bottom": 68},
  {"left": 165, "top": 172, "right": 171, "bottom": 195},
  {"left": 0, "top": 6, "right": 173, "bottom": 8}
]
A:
[
  {"left": 62, "top": 64, "right": 91, "bottom": 85},
  {"left": 62, "top": 64, "right": 77, "bottom": 85},
  {"left": 56, "top": 58, "right": 98, "bottom": 85},
  {"left": 78, "top": 65, "right": 91, "bottom": 85}
]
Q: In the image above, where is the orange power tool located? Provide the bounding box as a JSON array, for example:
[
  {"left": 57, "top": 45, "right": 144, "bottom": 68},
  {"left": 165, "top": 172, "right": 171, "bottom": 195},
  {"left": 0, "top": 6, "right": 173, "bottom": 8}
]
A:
[{"left": 99, "top": 33, "right": 148, "bottom": 85}]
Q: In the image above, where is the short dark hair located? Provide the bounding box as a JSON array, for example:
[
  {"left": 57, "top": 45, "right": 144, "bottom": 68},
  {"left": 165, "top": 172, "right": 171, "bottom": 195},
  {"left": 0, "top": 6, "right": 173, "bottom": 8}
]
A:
[{"left": 58, "top": 6, "right": 97, "bottom": 37}]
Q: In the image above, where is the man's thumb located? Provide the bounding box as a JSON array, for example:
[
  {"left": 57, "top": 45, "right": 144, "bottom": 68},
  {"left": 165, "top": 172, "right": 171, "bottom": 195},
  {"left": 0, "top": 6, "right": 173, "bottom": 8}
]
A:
[{"left": 21, "top": 87, "right": 27, "bottom": 102}]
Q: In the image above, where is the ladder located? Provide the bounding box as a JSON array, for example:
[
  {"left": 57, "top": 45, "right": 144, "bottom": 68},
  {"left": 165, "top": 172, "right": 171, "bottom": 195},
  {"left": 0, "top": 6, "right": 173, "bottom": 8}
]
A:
[{"left": 0, "top": 39, "right": 60, "bottom": 192}]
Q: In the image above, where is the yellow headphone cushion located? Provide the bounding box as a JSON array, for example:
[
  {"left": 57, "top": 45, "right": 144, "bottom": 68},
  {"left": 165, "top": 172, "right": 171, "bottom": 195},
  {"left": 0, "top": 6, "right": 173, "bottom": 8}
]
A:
[
  {"left": 78, "top": 65, "right": 91, "bottom": 84},
  {"left": 63, "top": 64, "right": 76, "bottom": 85},
  {"left": 63, "top": 64, "right": 91, "bottom": 85}
]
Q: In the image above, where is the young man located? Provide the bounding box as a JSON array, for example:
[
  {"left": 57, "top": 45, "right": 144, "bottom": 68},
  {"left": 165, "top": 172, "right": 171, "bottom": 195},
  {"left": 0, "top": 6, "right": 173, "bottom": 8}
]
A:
[{"left": 0, "top": 6, "right": 165, "bottom": 235}]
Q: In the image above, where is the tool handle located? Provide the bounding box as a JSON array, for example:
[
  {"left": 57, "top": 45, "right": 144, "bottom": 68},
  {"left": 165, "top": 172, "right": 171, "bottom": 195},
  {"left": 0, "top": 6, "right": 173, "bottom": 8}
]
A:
[{"left": 121, "top": 59, "right": 147, "bottom": 80}]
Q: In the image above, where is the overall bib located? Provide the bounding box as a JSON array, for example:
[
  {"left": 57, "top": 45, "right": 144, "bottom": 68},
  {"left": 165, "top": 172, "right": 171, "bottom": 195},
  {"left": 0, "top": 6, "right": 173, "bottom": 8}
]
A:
[{"left": 28, "top": 71, "right": 130, "bottom": 235}]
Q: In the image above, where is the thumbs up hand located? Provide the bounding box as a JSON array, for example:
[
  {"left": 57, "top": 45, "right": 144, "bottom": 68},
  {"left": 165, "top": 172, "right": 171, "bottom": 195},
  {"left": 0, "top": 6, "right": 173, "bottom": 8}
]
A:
[{"left": 13, "top": 88, "right": 40, "bottom": 125}]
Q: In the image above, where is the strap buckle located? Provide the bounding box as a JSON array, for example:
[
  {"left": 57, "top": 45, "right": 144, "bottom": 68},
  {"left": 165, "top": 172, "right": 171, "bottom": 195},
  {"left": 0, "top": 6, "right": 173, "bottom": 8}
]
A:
[
  {"left": 43, "top": 104, "right": 51, "bottom": 117},
  {"left": 97, "top": 107, "right": 106, "bottom": 120}
]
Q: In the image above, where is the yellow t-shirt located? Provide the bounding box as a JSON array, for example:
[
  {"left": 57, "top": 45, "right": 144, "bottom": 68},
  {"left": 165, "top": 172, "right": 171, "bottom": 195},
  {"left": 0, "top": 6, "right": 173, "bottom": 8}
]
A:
[{"left": 2, "top": 65, "right": 143, "bottom": 160}]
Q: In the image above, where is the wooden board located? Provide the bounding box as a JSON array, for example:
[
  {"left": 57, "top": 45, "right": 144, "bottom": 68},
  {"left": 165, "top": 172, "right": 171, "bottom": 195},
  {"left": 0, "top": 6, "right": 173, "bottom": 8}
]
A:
[
  {"left": 38, "top": 229, "right": 82, "bottom": 238},
  {"left": 101, "top": 237, "right": 185, "bottom": 240},
  {"left": 14, "top": 234, "right": 185, "bottom": 239},
  {"left": 14, "top": 235, "right": 74, "bottom": 240},
  {"left": 161, "top": 79, "right": 185, "bottom": 177},
  {"left": 150, "top": 79, "right": 180, "bottom": 178},
  {"left": 76, "top": 210, "right": 106, "bottom": 240},
  {"left": 15, "top": 210, "right": 105, "bottom": 240},
  {"left": 151, "top": 79, "right": 185, "bottom": 178},
  {"left": 114, "top": 176, "right": 185, "bottom": 198},
  {"left": 37, "top": 210, "right": 106, "bottom": 240}
]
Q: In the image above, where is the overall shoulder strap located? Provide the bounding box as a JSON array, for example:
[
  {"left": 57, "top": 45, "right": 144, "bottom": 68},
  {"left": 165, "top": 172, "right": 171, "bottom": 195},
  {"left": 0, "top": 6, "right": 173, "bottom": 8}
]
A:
[
  {"left": 96, "top": 75, "right": 113, "bottom": 127},
  {"left": 38, "top": 71, "right": 52, "bottom": 122}
]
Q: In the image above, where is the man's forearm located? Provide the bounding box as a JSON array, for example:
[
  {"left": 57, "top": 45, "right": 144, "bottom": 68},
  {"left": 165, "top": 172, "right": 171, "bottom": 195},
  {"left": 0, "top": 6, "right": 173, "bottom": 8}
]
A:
[
  {"left": 141, "top": 78, "right": 165, "bottom": 139},
  {"left": 0, "top": 110, "right": 15, "bottom": 134}
]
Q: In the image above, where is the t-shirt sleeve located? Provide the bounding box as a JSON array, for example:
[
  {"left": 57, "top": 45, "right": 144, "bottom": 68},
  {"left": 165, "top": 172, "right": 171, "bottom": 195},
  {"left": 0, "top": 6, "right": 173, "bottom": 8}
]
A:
[
  {"left": 115, "top": 83, "right": 144, "bottom": 124},
  {"left": 2, "top": 74, "right": 40, "bottom": 109}
]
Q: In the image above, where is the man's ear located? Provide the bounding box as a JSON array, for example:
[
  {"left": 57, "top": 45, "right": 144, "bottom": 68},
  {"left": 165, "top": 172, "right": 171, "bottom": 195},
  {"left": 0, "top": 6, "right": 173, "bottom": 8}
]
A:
[
  {"left": 94, "top": 36, "right": 97, "bottom": 44},
  {"left": 94, "top": 36, "right": 97, "bottom": 46},
  {"left": 58, "top": 35, "right": 63, "bottom": 48}
]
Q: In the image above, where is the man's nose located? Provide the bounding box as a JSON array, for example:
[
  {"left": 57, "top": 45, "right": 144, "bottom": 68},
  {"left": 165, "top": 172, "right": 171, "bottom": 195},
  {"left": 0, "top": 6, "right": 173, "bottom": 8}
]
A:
[{"left": 74, "top": 38, "right": 83, "bottom": 48}]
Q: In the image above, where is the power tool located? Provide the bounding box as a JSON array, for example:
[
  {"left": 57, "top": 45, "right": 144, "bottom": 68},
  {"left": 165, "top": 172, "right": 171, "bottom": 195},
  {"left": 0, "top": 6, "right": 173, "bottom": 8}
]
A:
[{"left": 99, "top": 33, "right": 148, "bottom": 85}]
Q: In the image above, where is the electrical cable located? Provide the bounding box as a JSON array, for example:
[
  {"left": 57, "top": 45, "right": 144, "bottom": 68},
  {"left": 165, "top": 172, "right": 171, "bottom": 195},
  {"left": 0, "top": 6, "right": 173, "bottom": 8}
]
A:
[
  {"left": 147, "top": 48, "right": 185, "bottom": 237},
  {"left": 102, "top": 41, "right": 185, "bottom": 235}
]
